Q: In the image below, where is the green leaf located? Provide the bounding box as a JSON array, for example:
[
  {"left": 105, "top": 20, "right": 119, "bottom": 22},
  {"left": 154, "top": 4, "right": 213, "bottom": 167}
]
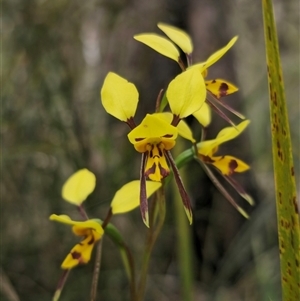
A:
[{"left": 262, "top": 1, "right": 300, "bottom": 300}]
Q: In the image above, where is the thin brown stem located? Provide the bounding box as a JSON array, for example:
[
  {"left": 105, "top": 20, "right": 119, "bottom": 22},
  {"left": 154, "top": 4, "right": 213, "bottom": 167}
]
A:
[
  {"left": 52, "top": 269, "right": 70, "bottom": 301},
  {"left": 90, "top": 240, "right": 103, "bottom": 301},
  {"left": 78, "top": 204, "right": 89, "bottom": 220}
]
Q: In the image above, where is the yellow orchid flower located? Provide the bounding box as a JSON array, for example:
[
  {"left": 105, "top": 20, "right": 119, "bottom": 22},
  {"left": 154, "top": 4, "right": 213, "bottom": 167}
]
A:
[
  {"left": 128, "top": 114, "right": 178, "bottom": 182},
  {"left": 134, "top": 23, "right": 243, "bottom": 125},
  {"left": 197, "top": 120, "right": 250, "bottom": 175},
  {"left": 100, "top": 72, "right": 196, "bottom": 226},
  {"left": 49, "top": 214, "right": 104, "bottom": 269},
  {"left": 62, "top": 169, "right": 96, "bottom": 206}
]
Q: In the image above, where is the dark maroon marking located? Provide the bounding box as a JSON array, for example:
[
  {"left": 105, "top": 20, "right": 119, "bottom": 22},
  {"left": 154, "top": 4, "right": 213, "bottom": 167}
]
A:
[
  {"left": 277, "top": 140, "right": 281, "bottom": 149},
  {"left": 293, "top": 196, "right": 299, "bottom": 214},
  {"left": 171, "top": 114, "right": 181, "bottom": 127},
  {"left": 163, "top": 134, "right": 174, "bottom": 138},
  {"left": 158, "top": 163, "right": 169, "bottom": 178},
  {"left": 88, "top": 235, "right": 95, "bottom": 245},
  {"left": 140, "top": 153, "right": 149, "bottom": 225},
  {"left": 135, "top": 137, "right": 145, "bottom": 142},
  {"left": 158, "top": 147, "right": 163, "bottom": 157},
  {"left": 200, "top": 155, "right": 215, "bottom": 163},
  {"left": 219, "top": 82, "right": 229, "bottom": 97},
  {"left": 291, "top": 166, "right": 295, "bottom": 176},
  {"left": 229, "top": 159, "right": 238, "bottom": 174},
  {"left": 126, "top": 117, "right": 136, "bottom": 129},
  {"left": 144, "top": 163, "right": 156, "bottom": 178},
  {"left": 71, "top": 251, "right": 81, "bottom": 260},
  {"left": 165, "top": 150, "right": 192, "bottom": 219},
  {"left": 212, "top": 79, "right": 216, "bottom": 83}
]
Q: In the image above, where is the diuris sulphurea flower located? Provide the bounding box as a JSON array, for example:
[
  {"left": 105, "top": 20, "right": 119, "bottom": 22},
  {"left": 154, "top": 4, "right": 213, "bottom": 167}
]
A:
[
  {"left": 50, "top": 215, "right": 104, "bottom": 269},
  {"left": 197, "top": 120, "right": 254, "bottom": 213},
  {"left": 101, "top": 70, "right": 206, "bottom": 226},
  {"left": 134, "top": 23, "right": 245, "bottom": 127}
]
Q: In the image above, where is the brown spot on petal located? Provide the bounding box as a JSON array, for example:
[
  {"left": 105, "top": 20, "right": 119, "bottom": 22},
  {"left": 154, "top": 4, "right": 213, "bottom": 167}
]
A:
[
  {"left": 135, "top": 137, "right": 145, "bottom": 142},
  {"left": 291, "top": 166, "right": 295, "bottom": 176},
  {"left": 219, "top": 82, "right": 229, "bottom": 97},
  {"left": 200, "top": 155, "right": 215, "bottom": 163},
  {"left": 163, "top": 134, "right": 174, "bottom": 138},
  {"left": 88, "top": 235, "right": 95, "bottom": 245},
  {"left": 71, "top": 251, "right": 81, "bottom": 260},
  {"left": 145, "top": 163, "right": 156, "bottom": 178},
  {"left": 229, "top": 159, "right": 238, "bottom": 175},
  {"left": 159, "top": 163, "right": 169, "bottom": 178}
]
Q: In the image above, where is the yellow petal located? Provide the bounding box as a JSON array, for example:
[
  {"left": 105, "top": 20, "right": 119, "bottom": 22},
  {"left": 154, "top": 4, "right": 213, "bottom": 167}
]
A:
[
  {"left": 205, "top": 79, "right": 239, "bottom": 98},
  {"left": 155, "top": 112, "right": 196, "bottom": 143},
  {"left": 157, "top": 23, "right": 193, "bottom": 54},
  {"left": 101, "top": 72, "right": 139, "bottom": 122},
  {"left": 127, "top": 114, "right": 178, "bottom": 152},
  {"left": 210, "top": 155, "right": 250, "bottom": 175},
  {"left": 111, "top": 180, "right": 161, "bottom": 214},
  {"left": 134, "top": 34, "right": 180, "bottom": 62},
  {"left": 198, "top": 120, "right": 250, "bottom": 156},
  {"left": 61, "top": 236, "right": 94, "bottom": 269},
  {"left": 49, "top": 214, "right": 104, "bottom": 236},
  {"left": 61, "top": 169, "right": 96, "bottom": 205},
  {"left": 192, "top": 102, "right": 211, "bottom": 127},
  {"left": 167, "top": 68, "right": 206, "bottom": 118},
  {"left": 202, "top": 36, "right": 238, "bottom": 70}
]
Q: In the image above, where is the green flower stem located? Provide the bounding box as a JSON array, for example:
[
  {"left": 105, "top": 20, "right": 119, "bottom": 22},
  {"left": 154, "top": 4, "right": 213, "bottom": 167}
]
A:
[
  {"left": 173, "top": 141, "right": 194, "bottom": 301},
  {"left": 52, "top": 269, "right": 70, "bottom": 301},
  {"left": 137, "top": 187, "right": 166, "bottom": 301},
  {"left": 173, "top": 181, "right": 194, "bottom": 301}
]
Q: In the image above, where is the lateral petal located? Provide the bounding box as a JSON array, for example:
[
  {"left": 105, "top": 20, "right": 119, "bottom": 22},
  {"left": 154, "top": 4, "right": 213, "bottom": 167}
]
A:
[
  {"left": 134, "top": 34, "right": 180, "bottom": 62},
  {"left": 157, "top": 23, "right": 193, "bottom": 54},
  {"left": 101, "top": 72, "right": 139, "bottom": 122}
]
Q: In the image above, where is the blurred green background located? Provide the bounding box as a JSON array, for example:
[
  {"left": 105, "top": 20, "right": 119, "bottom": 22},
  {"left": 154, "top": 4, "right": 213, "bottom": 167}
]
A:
[{"left": 2, "top": 0, "right": 299, "bottom": 300}]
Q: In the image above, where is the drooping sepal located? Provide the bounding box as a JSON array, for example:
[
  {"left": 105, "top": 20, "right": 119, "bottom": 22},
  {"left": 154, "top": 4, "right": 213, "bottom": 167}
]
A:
[
  {"left": 140, "top": 153, "right": 150, "bottom": 227},
  {"left": 165, "top": 150, "right": 193, "bottom": 224}
]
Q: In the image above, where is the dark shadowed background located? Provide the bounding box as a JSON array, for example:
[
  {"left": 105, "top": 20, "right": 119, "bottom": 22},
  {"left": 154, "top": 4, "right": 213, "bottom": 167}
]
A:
[{"left": 2, "top": 0, "right": 299, "bottom": 300}]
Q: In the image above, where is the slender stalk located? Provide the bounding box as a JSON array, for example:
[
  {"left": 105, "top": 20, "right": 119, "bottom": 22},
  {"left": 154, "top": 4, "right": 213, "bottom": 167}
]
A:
[
  {"left": 52, "top": 269, "right": 70, "bottom": 301},
  {"left": 137, "top": 187, "right": 166, "bottom": 300},
  {"left": 90, "top": 240, "right": 103, "bottom": 301},
  {"left": 78, "top": 204, "right": 89, "bottom": 220}
]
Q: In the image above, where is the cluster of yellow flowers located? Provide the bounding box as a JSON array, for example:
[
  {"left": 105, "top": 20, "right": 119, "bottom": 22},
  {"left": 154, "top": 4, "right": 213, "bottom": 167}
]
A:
[{"left": 50, "top": 23, "right": 253, "bottom": 298}]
